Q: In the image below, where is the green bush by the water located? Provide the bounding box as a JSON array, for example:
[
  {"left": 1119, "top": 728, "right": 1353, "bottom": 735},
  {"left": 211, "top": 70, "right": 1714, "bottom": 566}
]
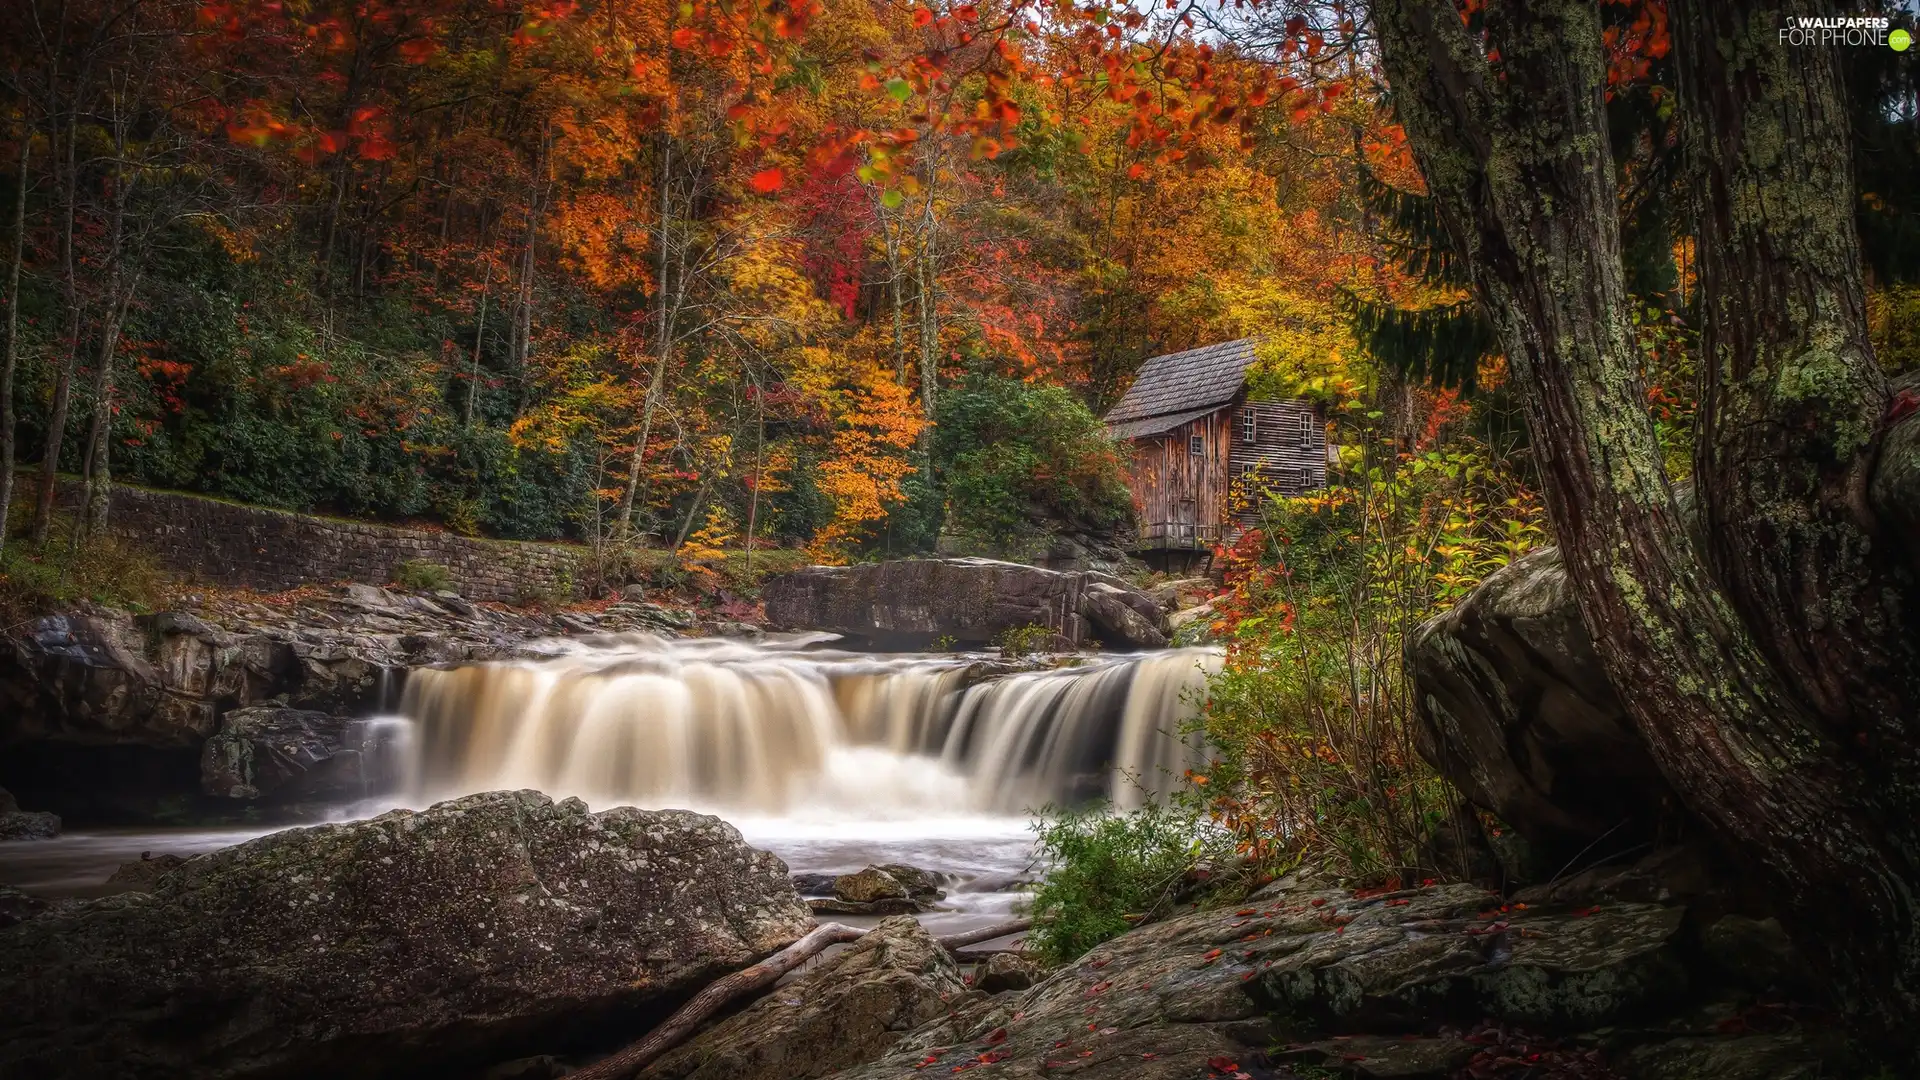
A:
[{"left": 1024, "top": 801, "right": 1229, "bottom": 964}]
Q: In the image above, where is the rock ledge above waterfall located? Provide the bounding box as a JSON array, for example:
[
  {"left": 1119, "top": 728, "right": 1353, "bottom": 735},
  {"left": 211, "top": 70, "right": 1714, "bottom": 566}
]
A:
[{"left": 762, "top": 558, "right": 1170, "bottom": 649}]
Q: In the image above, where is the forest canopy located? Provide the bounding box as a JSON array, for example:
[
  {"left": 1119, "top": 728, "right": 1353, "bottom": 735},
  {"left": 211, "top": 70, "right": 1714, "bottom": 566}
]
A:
[{"left": 0, "top": 0, "right": 1417, "bottom": 564}]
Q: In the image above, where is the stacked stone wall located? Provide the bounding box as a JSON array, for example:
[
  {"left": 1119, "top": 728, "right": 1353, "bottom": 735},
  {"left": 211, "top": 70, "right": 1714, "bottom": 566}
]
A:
[{"left": 53, "top": 480, "right": 585, "bottom": 602}]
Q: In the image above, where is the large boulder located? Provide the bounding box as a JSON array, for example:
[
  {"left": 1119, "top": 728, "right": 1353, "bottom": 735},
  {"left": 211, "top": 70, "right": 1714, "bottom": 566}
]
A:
[
  {"left": 834, "top": 866, "right": 909, "bottom": 903},
  {"left": 1408, "top": 546, "right": 1672, "bottom": 857},
  {"left": 0, "top": 790, "right": 815, "bottom": 1079},
  {"left": 823, "top": 874, "right": 1857, "bottom": 1080},
  {"left": 199, "top": 706, "right": 411, "bottom": 805},
  {"left": 636, "top": 916, "right": 968, "bottom": 1080},
  {"left": 762, "top": 558, "right": 1168, "bottom": 649}
]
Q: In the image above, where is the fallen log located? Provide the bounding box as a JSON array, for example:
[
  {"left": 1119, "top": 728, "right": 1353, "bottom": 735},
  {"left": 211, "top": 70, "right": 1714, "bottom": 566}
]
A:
[
  {"left": 572, "top": 916, "right": 1035, "bottom": 1080},
  {"left": 936, "top": 918, "right": 1033, "bottom": 951},
  {"left": 568, "top": 922, "right": 865, "bottom": 1080}
]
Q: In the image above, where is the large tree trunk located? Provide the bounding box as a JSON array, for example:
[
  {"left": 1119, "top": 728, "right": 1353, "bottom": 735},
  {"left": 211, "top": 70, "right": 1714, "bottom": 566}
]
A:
[
  {"left": 78, "top": 273, "right": 138, "bottom": 540},
  {"left": 1374, "top": 0, "right": 1920, "bottom": 1052},
  {"left": 30, "top": 111, "right": 83, "bottom": 547},
  {"left": 0, "top": 132, "right": 30, "bottom": 557},
  {"left": 915, "top": 179, "right": 940, "bottom": 442},
  {"left": 614, "top": 132, "right": 675, "bottom": 542},
  {"left": 1666, "top": 0, "right": 1919, "bottom": 1032}
]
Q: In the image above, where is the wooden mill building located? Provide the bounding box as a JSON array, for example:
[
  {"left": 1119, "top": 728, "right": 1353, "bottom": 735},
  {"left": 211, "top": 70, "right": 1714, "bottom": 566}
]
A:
[{"left": 1102, "top": 338, "right": 1327, "bottom": 563}]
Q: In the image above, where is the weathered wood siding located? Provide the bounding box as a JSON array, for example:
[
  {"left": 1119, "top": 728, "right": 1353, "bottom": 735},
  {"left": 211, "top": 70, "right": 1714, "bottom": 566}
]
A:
[
  {"left": 1227, "top": 399, "right": 1328, "bottom": 534},
  {"left": 1125, "top": 409, "right": 1234, "bottom": 538}
]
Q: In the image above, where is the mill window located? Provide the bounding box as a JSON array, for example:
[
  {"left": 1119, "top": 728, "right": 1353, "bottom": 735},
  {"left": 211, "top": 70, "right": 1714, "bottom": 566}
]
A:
[
  {"left": 1189, "top": 434, "right": 1205, "bottom": 457},
  {"left": 1297, "top": 412, "right": 1313, "bottom": 446},
  {"left": 1239, "top": 411, "right": 1257, "bottom": 444}
]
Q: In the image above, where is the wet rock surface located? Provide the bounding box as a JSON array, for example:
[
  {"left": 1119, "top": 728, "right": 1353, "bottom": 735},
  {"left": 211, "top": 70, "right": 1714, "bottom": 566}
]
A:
[
  {"left": 103, "top": 852, "right": 188, "bottom": 893},
  {"left": 818, "top": 873, "right": 1858, "bottom": 1080},
  {"left": 0, "top": 790, "right": 815, "bottom": 1080},
  {"left": 837, "top": 866, "right": 911, "bottom": 903},
  {"left": 636, "top": 916, "right": 969, "bottom": 1080},
  {"left": 807, "top": 865, "right": 948, "bottom": 916},
  {"left": 763, "top": 558, "right": 1169, "bottom": 649}
]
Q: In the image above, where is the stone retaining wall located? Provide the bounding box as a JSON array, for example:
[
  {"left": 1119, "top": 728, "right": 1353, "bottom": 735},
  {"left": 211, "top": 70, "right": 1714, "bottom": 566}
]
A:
[{"left": 52, "top": 480, "right": 586, "bottom": 603}]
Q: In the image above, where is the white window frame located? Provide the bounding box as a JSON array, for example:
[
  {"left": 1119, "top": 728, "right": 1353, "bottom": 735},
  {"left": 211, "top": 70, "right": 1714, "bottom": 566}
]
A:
[
  {"left": 1189, "top": 434, "right": 1205, "bottom": 457},
  {"left": 1240, "top": 411, "right": 1257, "bottom": 444},
  {"left": 1297, "top": 412, "right": 1313, "bottom": 446}
]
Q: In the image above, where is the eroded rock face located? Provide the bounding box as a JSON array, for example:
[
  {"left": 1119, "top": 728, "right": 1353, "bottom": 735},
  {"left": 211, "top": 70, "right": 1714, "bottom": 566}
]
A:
[
  {"left": 762, "top": 559, "right": 1168, "bottom": 649},
  {"left": 0, "top": 790, "right": 814, "bottom": 1080},
  {"left": 1408, "top": 546, "right": 1672, "bottom": 856},
  {"left": 0, "top": 587, "right": 707, "bottom": 822},
  {"left": 636, "top": 916, "right": 968, "bottom": 1080},
  {"left": 199, "top": 706, "right": 409, "bottom": 805},
  {"left": 822, "top": 875, "right": 1855, "bottom": 1080}
]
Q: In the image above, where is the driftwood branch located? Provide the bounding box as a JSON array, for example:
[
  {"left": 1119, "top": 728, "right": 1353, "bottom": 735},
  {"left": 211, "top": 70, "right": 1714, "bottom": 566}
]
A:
[
  {"left": 936, "top": 918, "right": 1032, "bottom": 951},
  {"left": 572, "top": 917, "right": 1034, "bottom": 1080},
  {"left": 569, "top": 922, "right": 865, "bottom": 1080}
]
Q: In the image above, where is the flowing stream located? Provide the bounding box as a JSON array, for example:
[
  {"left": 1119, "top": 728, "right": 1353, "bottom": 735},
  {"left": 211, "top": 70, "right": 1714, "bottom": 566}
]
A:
[{"left": 3, "top": 634, "right": 1221, "bottom": 929}]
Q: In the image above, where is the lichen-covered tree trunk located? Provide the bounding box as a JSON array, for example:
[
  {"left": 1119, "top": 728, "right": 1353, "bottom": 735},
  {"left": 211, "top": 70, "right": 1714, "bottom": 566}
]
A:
[
  {"left": 1374, "top": 0, "right": 1920, "bottom": 1049},
  {"left": 1666, "top": 0, "right": 1920, "bottom": 1033},
  {"left": 1670, "top": 0, "right": 1908, "bottom": 746}
]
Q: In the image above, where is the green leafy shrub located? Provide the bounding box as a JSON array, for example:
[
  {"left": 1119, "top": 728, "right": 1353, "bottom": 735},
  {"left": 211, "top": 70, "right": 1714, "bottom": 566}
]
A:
[
  {"left": 934, "top": 374, "right": 1134, "bottom": 554},
  {"left": 1024, "top": 802, "right": 1228, "bottom": 964},
  {"left": 995, "top": 623, "right": 1056, "bottom": 657},
  {"left": 392, "top": 559, "right": 452, "bottom": 591}
]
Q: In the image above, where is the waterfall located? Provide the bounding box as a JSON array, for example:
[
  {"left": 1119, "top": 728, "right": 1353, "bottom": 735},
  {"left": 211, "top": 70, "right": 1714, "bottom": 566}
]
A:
[{"left": 397, "top": 634, "right": 1221, "bottom": 817}]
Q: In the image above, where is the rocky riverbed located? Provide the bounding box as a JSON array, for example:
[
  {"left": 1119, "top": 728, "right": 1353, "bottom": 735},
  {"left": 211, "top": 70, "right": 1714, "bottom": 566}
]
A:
[{"left": 0, "top": 789, "right": 1860, "bottom": 1080}]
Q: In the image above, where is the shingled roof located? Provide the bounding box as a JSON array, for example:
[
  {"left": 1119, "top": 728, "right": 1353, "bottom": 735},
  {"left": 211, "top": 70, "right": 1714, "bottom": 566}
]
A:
[{"left": 1102, "top": 338, "right": 1259, "bottom": 433}]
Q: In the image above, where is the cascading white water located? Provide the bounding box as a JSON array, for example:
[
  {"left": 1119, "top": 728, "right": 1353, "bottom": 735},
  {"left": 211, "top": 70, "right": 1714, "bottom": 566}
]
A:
[{"left": 396, "top": 634, "right": 1221, "bottom": 817}]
